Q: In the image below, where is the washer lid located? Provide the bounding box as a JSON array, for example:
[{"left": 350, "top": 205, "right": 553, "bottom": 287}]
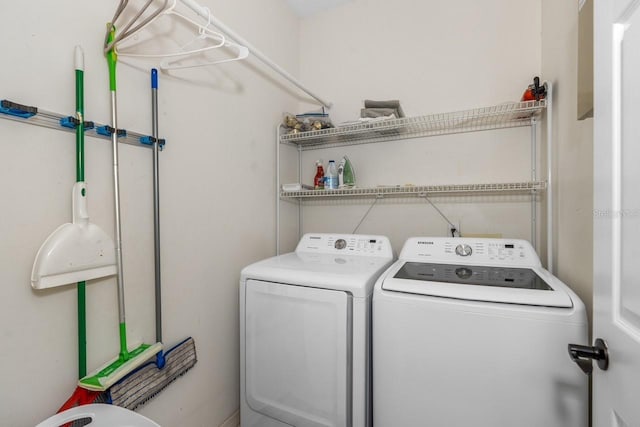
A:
[
  {"left": 382, "top": 262, "right": 573, "bottom": 308},
  {"left": 241, "top": 252, "right": 393, "bottom": 297}
]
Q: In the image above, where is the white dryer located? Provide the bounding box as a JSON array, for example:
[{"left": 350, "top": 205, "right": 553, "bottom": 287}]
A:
[
  {"left": 373, "top": 237, "right": 588, "bottom": 427},
  {"left": 240, "top": 233, "right": 394, "bottom": 427}
]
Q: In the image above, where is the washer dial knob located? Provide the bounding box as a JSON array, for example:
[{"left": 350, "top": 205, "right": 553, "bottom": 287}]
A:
[
  {"left": 455, "top": 244, "right": 473, "bottom": 257},
  {"left": 334, "top": 239, "right": 347, "bottom": 250}
]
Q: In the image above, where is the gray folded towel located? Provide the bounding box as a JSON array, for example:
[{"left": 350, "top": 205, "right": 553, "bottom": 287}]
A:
[
  {"left": 361, "top": 108, "right": 398, "bottom": 118},
  {"left": 364, "top": 100, "right": 405, "bottom": 117}
]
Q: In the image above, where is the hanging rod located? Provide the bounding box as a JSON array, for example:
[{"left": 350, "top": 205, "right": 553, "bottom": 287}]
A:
[
  {"left": 179, "top": 0, "right": 333, "bottom": 108},
  {"left": 0, "top": 99, "right": 165, "bottom": 150}
]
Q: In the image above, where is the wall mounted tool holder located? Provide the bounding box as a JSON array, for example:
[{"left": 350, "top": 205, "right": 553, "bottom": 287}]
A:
[{"left": 0, "top": 99, "right": 166, "bottom": 150}]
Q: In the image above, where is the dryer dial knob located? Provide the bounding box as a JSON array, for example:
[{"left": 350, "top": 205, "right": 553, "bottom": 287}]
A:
[
  {"left": 455, "top": 244, "right": 473, "bottom": 257},
  {"left": 335, "top": 239, "right": 347, "bottom": 250}
]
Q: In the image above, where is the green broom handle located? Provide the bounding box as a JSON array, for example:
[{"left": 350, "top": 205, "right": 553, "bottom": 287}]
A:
[
  {"left": 106, "top": 26, "right": 129, "bottom": 360},
  {"left": 75, "top": 46, "right": 87, "bottom": 378},
  {"left": 78, "top": 283, "right": 86, "bottom": 377},
  {"left": 76, "top": 71, "right": 84, "bottom": 182}
]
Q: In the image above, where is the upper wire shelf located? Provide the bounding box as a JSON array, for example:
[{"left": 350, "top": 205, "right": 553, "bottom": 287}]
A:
[
  {"left": 280, "top": 100, "right": 546, "bottom": 150},
  {"left": 0, "top": 99, "right": 164, "bottom": 149}
]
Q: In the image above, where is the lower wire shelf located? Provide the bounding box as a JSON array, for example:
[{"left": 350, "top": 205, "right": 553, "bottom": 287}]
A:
[{"left": 280, "top": 181, "right": 547, "bottom": 200}]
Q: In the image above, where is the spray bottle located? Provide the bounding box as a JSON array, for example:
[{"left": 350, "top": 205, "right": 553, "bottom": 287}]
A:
[{"left": 341, "top": 155, "right": 356, "bottom": 188}]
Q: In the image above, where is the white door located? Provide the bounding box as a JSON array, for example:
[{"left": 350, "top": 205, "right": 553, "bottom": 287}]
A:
[
  {"left": 592, "top": 0, "right": 640, "bottom": 425},
  {"left": 245, "top": 280, "right": 352, "bottom": 427}
]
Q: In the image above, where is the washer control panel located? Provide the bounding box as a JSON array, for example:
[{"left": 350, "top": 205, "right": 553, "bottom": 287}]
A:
[
  {"left": 399, "top": 237, "right": 540, "bottom": 267},
  {"left": 296, "top": 233, "right": 393, "bottom": 257}
]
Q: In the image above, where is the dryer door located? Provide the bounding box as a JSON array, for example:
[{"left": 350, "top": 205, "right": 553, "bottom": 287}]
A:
[{"left": 245, "top": 279, "right": 352, "bottom": 427}]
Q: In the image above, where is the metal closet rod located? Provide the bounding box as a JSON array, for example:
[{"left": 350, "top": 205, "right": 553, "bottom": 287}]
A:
[{"left": 179, "top": 0, "right": 333, "bottom": 108}]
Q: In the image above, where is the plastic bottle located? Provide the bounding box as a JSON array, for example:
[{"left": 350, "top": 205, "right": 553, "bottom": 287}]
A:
[
  {"left": 314, "top": 160, "right": 325, "bottom": 190},
  {"left": 342, "top": 155, "right": 356, "bottom": 188},
  {"left": 325, "top": 160, "right": 338, "bottom": 189}
]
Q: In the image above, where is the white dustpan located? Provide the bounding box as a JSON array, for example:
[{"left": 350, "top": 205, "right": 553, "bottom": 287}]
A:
[{"left": 31, "top": 182, "right": 116, "bottom": 289}]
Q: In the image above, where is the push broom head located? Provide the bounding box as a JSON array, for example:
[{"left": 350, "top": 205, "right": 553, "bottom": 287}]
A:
[
  {"left": 109, "top": 338, "right": 198, "bottom": 410},
  {"left": 79, "top": 342, "right": 163, "bottom": 392},
  {"left": 31, "top": 182, "right": 117, "bottom": 289}
]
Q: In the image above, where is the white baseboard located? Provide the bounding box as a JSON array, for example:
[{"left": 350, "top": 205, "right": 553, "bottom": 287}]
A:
[{"left": 219, "top": 409, "right": 240, "bottom": 427}]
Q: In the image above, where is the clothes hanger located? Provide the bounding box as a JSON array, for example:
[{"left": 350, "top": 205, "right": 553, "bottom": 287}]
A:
[
  {"left": 160, "top": 15, "right": 249, "bottom": 70},
  {"left": 110, "top": 0, "right": 249, "bottom": 68},
  {"left": 114, "top": 1, "right": 228, "bottom": 58},
  {"left": 105, "top": 0, "right": 169, "bottom": 53},
  {"left": 105, "top": 0, "right": 330, "bottom": 106},
  {"left": 158, "top": 43, "right": 249, "bottom": 70}
]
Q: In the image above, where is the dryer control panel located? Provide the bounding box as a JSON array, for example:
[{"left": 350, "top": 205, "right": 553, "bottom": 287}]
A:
[
  {"left": 296, "top": 233, "right": 393, "bottom": 258},
  {"left": 398, "top": 237, "right": 541, "bottom": 267}
]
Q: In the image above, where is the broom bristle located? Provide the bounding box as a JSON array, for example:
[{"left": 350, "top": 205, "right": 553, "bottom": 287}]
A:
[
  {"left": 109, "top": 337, "right": 197, "bottom": 410},
  {"left": 57, "top": 387, "right": 109, "bottom": 427}
]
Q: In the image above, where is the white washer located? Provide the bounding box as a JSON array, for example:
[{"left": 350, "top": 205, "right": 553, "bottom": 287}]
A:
[
  {"left": 373, "top": 237, "right": 588, "bottom": 427},
  {"left": 240, "top": 233, "right": 394, "bottom": 427}
]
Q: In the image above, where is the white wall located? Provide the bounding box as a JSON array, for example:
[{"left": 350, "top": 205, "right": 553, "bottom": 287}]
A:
[
  {"left": 283, "top": 0, "right": 544, "bottom": 256},
  {"left": 0, "top": 1, "right": 299, "bottom": 425},
  {"left": 541, "top": 0, "right": 594, "bottom": 326},
  {"left": 297, "top": 0, "right": 541, "bottom": 123}
]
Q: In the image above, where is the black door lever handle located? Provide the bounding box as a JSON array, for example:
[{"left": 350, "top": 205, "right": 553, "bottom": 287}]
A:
[{"left": 568, "top": 338, "right": 609, "bottom": 375}]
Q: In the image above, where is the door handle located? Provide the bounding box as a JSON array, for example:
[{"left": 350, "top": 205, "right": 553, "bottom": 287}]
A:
[{"left": 568, "top": 338, "right": 609, "bottom": 375}]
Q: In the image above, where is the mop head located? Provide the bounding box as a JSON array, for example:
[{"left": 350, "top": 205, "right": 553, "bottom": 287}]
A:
[
  {"left": 109, "top": 337, "right": 197, "bottom": 410},
  {"left": 78, "top": 342, "right": 163, "bottom": 392}
]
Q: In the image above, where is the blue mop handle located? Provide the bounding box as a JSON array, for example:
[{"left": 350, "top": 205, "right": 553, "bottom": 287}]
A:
[{"left": 151, "top": 68, "right": 165, "bottom": 368}]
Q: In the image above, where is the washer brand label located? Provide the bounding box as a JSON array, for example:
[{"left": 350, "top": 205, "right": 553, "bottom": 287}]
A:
[
  {"left": 309, "top": 236, "right": 322, "bottom": 239},
  {"left": 417, "top": 241, "right": 434, "bottom": 245}
]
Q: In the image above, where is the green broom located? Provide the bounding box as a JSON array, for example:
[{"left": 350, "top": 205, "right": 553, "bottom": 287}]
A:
[
  {"left": 55, "top": 46, "right": 111, "bottom": 421},
  {"left": 78, "top": 24, "right": 162, "bottom": 392}
]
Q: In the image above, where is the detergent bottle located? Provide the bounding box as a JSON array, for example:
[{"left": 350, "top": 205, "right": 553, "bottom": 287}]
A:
[{"left": 314, "top": 160, "right": 325, "bottom": 190}]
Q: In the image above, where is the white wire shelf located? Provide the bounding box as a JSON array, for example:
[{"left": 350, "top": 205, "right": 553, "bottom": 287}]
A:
[
  {"left": 280, "top": 181, "right": 547, "bottom": 200},
  {"left": 0, "top": 99, "right": 164, "bottom": 149},
  {"left": 280, "top": 100, "right": 546, "bottom": 149}
]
